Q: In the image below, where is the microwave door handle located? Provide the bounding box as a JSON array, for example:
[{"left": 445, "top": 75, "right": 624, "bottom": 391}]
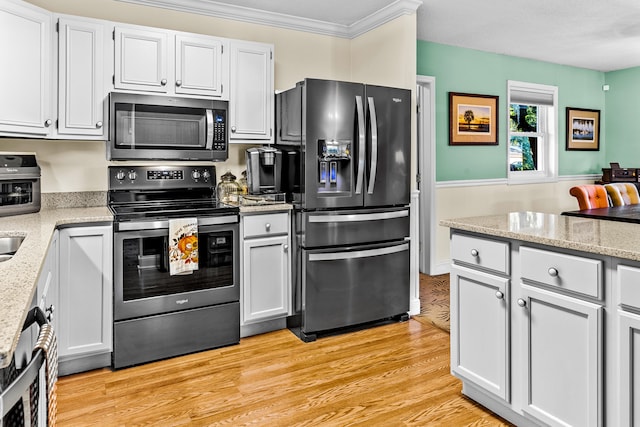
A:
[
  {"left": 367, "top": 96, "right": 378, "bottom": 194},
  {"left": 355, "top": 96, "right": 365, "bottom": 195},
  {"left": 205, "top": 109, "right": 214, "bottom": 149}
]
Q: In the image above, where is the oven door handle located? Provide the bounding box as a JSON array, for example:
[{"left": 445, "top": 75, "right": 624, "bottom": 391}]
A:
[
  {"left": 308, "top": 242, "right": 409, "bottom": 262},
  {"left": 116, "top": 215, "right": 238, "bottom": 231}
]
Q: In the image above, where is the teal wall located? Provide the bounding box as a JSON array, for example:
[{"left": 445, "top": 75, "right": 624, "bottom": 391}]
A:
[
  {"left": 604, "top": 67, "right": 640, "bottom": 165},
  {"left": 417, "top": 41, "right": 607, "bottom": 182}
]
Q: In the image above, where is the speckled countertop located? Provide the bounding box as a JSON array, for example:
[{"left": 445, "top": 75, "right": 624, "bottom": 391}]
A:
[
  {"left": 441, "top": 211, "right": 640, "bottom": 262},
  {"left": 238, "top": 203, "right": 292, "bottom": 213},
  {"left": 0, "top": 206, "right": 112, "bottom": 368}
]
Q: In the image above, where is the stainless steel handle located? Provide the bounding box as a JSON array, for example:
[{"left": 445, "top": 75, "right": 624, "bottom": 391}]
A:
[
  {"left": 495, "top": 291, "right": 504, "bottom": 299},
  {"left": 309, "top": 242, "right": 409, "bottom": 262},
  {"left": 116, "top": 215, "right": 238, "bottom": 231},
  {"left": 470, "top": 249, "right": 479, "bottom": 257},
  {"left": 161, "top": 78, "right": 167, "bottom": 86},
  {"left": 308, "top": 209, "right": 408, "bottom": 223},
  {"left": 367, "top": 96, "right": 378, "bottom": 195},
  {"left": 96, "top": 121, "right": 103, "bottom": 128},
  {"left": 176, "top": 80, "right": 182, "bottom": 87},
  {"left": 548, "top": 267, "right": 558, "bottom": 277},
  {"left": 355, "top": 95, "right": 365, "bottom": 195},
  {"left": 205, "top": 109, "right": 214, "bottom": 149},
  {"left": 517, "top": 298, "right": 526, "bottom": 307}
]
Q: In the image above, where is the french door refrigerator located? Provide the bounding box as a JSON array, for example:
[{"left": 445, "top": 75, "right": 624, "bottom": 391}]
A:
[{"left": 276, "top": 78, "right": 411, "bottom": 342}]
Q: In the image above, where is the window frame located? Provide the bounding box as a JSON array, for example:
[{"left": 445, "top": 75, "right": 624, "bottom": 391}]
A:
[{"left": 507, "top": 80, "right": 558, "bottom": 184}]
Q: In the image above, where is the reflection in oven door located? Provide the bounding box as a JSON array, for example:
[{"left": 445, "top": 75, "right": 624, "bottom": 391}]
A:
[{"left": 114, "top": 223, "right": 239, "bottom": 321}]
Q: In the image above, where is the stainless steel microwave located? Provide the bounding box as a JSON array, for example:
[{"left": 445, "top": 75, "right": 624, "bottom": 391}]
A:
[{"left": 108, "top": 93, "right": 228, "bottom": 161}]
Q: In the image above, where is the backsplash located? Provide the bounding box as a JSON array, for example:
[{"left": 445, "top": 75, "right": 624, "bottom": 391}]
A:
[{"left": 41, "top": 191, "right": 107, "bottom": 209}]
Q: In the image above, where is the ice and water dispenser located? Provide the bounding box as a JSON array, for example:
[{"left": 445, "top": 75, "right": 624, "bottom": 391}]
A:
[{"left": 318, "top": 139, "right": 351, "bottom": 193}]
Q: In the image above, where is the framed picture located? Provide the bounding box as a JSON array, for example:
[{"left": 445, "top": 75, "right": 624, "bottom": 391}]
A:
[
  {"left": 449, "top": 92, "right": 499, "bottom": 145},
  {"left": 566, "top": 107, "right": 600, "bottom": 151}
]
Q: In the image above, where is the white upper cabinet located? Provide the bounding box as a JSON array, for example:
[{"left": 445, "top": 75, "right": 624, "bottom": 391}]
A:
[
  {"left": 57, "top": 17, "right": 107, "bottom": 138},
  {"left": 175, "top": 34, "right": 228, "bottom": 97},
  {"left": 229, "top": 41, "right": 274, "bottom": 142},
  {"left": 114, "top": 25, "right": 229, "bottom": 99},
  {"left": 0, "top": 0, "right": 52, "bottom": 136},
  {"left": 114, "top": 26, "right": 169, "bottom": 93}
]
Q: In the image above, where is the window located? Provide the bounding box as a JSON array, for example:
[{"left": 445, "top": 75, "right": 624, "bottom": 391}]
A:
[{"left": 507, "top": 81, "right": 558, "bottom": 183}]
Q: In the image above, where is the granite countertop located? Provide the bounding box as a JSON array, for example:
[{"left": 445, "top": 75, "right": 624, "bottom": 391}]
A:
[
  {"left": 238, "top": 203, "right": 292, "bottom": 213},
  {"left": 440, "top": 211, "right": 640, "bottom": 262},
  {"left": 0, "top": 206, "right": 112, "bottom": 368}
]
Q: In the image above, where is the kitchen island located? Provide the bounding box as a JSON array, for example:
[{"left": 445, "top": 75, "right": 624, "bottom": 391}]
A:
[{"left": 441, "top": 211, "right": 640, "bottom": 427}]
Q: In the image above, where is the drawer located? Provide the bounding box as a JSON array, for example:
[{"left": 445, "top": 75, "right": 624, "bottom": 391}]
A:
[
  {"left": 520, "top": 246, "right": 602, "bottom": 299},
  {"left": 451, "top": 233, "right": 509, "bottom": 275},
  {"left": 619, "top": 265, "right": 640, "bottom": 311},
  {"left": 243, "top": 212, "right": 289, "bottom": 238}
]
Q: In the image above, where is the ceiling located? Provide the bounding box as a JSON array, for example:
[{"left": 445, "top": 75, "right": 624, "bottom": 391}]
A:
[{"left": 120, "top": 0, "right": 640, "bottom": 72}]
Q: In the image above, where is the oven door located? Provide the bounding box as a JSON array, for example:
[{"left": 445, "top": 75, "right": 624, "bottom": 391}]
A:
[{"left": 114, "top": 218, "right": 239, "bottom": 321}]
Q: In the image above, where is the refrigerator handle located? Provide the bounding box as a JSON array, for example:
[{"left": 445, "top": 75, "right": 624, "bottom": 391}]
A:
[
  {"left": 355, "top": 95, "right": 366, "bottom": 195},
  {"left": 367, "top": 96, "right": 378, "bottom": 194}
]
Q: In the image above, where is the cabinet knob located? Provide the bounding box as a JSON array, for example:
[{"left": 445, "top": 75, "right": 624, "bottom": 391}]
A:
[
  {"left": 44, "top": 119, "right": 52, "bottom": 127},
  {"left": 176, "top": 80, "right": 182, "bottom": 87},
  {"left": 517, "top": 298, "right": 526, "bottom": 307},
  {"left": 265, "top": 223, "right": 271, "bottom": 232},
  {"left": 161, "top": 79, "right": 167, "bottom": 86},
  {"left": 46, "top": 304, "right": 55, "bottom": 321},
  {"left": 495, "top": 291, "right": 504, "bottom": 299},
  {"left": 231, "top": 126, "right": 237, "bottom": 133},
  {"left": 283, "top": 244, "right": 289, "bottom": 252},
  {"left": 96, "top": 121, "right": 103, "bottom": 128},
  {"left": 547, "top": 267, "right": 558, "bottom": 277},
  {"left": 470, "top": 248, "right": 479, "bottom": 257}
]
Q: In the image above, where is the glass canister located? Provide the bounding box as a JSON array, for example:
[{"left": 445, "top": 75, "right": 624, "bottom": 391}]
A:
[
  {"left": 239, "top": 170, "right": 248, "bottom": 195},
  {"left": 216, "top": 170, "right": 241, "bottom": 204}
]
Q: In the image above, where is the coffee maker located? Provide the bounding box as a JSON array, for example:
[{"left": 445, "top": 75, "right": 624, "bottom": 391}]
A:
[{"left": 246, "top": 147, "right": 282, "bottom": 194}]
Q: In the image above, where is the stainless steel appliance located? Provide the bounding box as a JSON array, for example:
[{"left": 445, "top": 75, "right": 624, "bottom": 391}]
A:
[
  {"left": 276, "top": 78, "right": 411, "bottom": 342},
  {"left": 108, "top": 93, "right": 229, "bottom": 161},
  {"left": 108, "top": 165, "right": 240, "bottom": 369},
  {"left": 0, "top": 152, "right": 41, "bottom": 217},
  {"left": 246, "top": 146, "right": 282, "bottom": 194}
]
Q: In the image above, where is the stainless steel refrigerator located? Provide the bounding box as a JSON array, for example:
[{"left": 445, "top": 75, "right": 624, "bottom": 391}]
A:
[{"left": 276, "top": 78, "right": 411, "bottom": 342}]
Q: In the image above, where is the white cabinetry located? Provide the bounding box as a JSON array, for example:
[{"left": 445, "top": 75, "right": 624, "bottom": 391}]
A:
[
  {"left": 56, "top": 16, "right": 108, "bottom": 138},
  {"left": 229, "top": 41, "right": 274, "bottom": 143},
  {"left": 0, "top": 0, "right": 52, "bottom": 136},
  {"left": 114, "top": 25, "right": 229, "bottom": 98},
  {"left": 241, "top": 211, "right": 291, "bottom": 335},
  {"left": 618, "top": 265, "right": 640, "bottom": 426},
  {"left": 36, "top": 230, "right": 58, "bottom": 332},
  {"left": 450, "top": 234, "right": 510, "bottom": 402},
  {"left": 58, "top": 224, "right": 112, "bottom": 375}
]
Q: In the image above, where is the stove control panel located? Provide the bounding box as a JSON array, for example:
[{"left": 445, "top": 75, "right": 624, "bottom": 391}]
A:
[{"left": 109, "top": 166, "right": 216, "bottom": 190}]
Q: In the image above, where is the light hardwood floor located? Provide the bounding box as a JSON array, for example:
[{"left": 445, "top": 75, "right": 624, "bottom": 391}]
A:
[{"left": 56, "top": 318, "right": 512, "bottom": 426}]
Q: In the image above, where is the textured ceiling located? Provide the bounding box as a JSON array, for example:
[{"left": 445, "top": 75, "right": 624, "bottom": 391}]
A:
[{"left": 125, "top": 0, "right": 640, "bottom": 71}]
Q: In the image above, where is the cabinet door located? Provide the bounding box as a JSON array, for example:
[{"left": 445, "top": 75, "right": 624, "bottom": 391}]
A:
[
  {"left": 37, "top": 230, "right": 58, "bottom": 333},
  {"left": 58, "top": 225, "right": 113, "bottom": 358},
  {"left": 57, "top": 17, "right": 105, "bottom": 137},
  {"left": 114, "top": 26, "right": 168, "bottom": 92},
  {"left": 620, "top": 310, "right": 640, "bottom": 427},
  {"left": 519, "top": 284, "right": 602, "bottom": 427},
  {"left": 175, "top": 34, "right": 228, "bottom": 98},
  {"left": 0, "top": 0, "right": 52, "bottom": 136},
  {"left": 242, "top": 234, "right": 290, "bottom": 324},
  {"left": 229, "top": 41, "right": 273, "bottom": 142},
  {"left": 450, "top": 264, "right": 510, "bottom": 402}
]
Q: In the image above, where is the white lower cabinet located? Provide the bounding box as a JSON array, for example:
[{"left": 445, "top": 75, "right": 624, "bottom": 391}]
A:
[
  {"left": 450, "top": 264, "right": 510, "bottom": 402},
  {"left": 240, "top": 211, "right": 291, "bottom": 336},
  {"left": 58, "top": 224, "right": 112, "bottom": 375},
  {"left": 618, "top": 264, "right": 640, "bottom": 426}
]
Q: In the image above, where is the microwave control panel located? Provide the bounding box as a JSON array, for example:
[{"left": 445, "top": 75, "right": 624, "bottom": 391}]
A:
[{"left": 212, "top": 110, "right": 227, "bottom": 151}]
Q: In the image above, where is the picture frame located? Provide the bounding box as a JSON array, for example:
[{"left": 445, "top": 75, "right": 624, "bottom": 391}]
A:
[
  {"left": 566, "top": 107, "right": 600, "bottom": 151},
  {"left": 449, "top": 92, "right": 499, "bottom": 145}
]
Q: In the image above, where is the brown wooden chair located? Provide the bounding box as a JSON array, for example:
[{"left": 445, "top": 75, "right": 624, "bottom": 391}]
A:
[{"left": 569, "top": 185, "right": 611, "bottom": 210}]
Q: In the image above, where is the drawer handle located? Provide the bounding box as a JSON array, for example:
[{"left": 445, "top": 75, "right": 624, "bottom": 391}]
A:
[
  {"left": 495, "top": 291, "right": 504, "bottom": 300},
  {"left": 470, "top": 248, "right": 479, "bottom": 257},
  {"left": 265, "top": 223, "right": 271, "bottom": 232},
  {"left": 547, "top": 267, "right": 559, "bottom": 277},
  {"left": 517, "top": 298, "right": 526, "bottom": 307}
]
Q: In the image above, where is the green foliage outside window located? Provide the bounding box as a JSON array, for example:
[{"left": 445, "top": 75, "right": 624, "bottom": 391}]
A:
[{"left": 509, "top": 104, "right": 538, "bottom": 171}]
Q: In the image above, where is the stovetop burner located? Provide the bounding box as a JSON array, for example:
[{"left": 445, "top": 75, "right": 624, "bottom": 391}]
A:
[{"left": 108, "top": 165, "right": 238, "bottom": 222}]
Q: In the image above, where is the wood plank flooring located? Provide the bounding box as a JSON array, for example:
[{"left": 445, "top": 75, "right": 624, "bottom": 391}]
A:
[{"left": 56, "top": 319, "right": 512, "bottom": 426}]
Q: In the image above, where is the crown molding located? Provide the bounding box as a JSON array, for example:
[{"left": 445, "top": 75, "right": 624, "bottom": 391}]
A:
[{"left": 115, "top": 0, "right": 422, "bottom": 38}]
